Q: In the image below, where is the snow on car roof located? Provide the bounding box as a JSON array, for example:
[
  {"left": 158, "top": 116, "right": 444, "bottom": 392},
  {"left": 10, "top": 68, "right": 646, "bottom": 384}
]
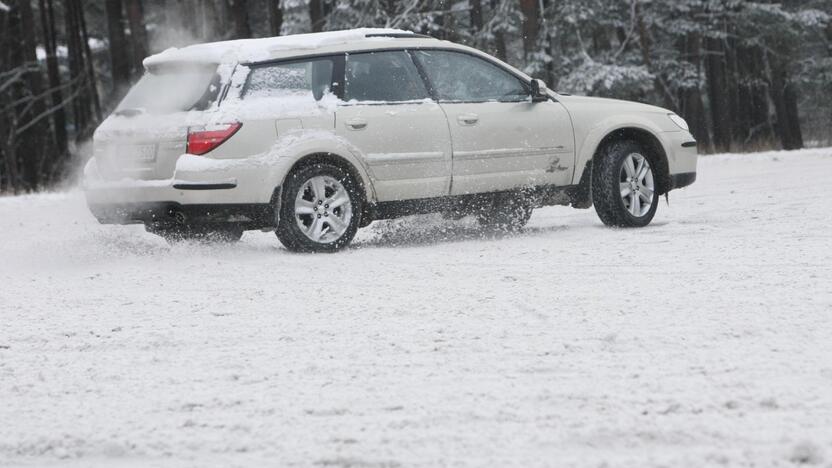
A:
[{"left": 143, "top": 28, "right": 431, "bottom": 69}]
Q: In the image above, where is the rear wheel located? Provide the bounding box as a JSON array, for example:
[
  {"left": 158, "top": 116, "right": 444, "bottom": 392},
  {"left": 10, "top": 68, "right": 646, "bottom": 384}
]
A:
[
  {"left": 276, "top": 163, "right": 362, "bottom": 253},
  {"left": 592, "top": 140, "right": 659, "bottom": 227},
  {"left": 476, "top": 192, "right": 533, "bottom": 230}
]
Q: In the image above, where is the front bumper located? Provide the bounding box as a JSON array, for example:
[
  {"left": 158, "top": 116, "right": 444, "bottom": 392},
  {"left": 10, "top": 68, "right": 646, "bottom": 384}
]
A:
[{"left": 661, "top": 131, "right": 699, "bottom": 175}]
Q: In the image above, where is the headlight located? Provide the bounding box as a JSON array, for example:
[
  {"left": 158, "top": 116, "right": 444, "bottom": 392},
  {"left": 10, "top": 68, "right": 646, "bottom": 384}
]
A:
[{"left": 668, "top": 114, "right": 689, "bottom": 131}]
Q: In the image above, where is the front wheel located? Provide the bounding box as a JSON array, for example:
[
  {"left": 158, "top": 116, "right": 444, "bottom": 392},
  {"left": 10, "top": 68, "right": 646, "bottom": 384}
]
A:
[
  {"left": 276, "top": 163, "right": 363, "bottom": 253},
  {"left": 592, "top": 140, "right": 659, "bottom": 227}
]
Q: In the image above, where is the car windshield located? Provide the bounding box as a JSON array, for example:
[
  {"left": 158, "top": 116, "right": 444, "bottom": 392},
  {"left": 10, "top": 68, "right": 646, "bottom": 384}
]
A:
[{"left": 115, "top": 64, "right": 220, "bottom": 115}]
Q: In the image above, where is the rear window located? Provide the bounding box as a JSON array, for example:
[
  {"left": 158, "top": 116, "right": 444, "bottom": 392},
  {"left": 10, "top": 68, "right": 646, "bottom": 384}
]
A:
[
  {"left": 243, "top": 58, "right": 335, "bottom": 101},
  {"left": 116, "top": 64, "right": 221, "bottom": 115}
]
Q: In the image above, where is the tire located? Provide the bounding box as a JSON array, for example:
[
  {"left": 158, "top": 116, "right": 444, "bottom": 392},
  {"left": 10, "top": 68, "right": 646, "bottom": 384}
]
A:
[
  {"left": 148, "top": 225, "right": 243, "bottom": 243},
  {"left": 592, "top": 140, "right": 659, "bottom": 227},
  {"left": 276, "top": 163, "right": 363, "bottom": 253},
  {"left": 476, "top": 192, "right": 533, "bottom": 230}
]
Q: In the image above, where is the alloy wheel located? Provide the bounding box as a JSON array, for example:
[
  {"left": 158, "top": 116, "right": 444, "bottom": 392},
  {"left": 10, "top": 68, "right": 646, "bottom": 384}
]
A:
[
  {"left": 619, "top": 152, "right": 655, "bottom": 217},
  {"left": 294, "top": 175, "right": 352, "bottom": 243}
]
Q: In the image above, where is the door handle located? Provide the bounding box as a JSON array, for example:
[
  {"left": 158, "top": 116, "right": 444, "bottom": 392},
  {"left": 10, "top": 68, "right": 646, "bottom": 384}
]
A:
[
  {"left": 457, "top": 114, "right": 479, "bottom": 126},
  {"left": 345, "top": 118, "right": 368, "bottom": 130}
]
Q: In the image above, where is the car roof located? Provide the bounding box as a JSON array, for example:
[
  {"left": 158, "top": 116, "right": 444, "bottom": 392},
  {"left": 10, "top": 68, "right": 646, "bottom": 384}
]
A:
[{"left": 142, "top": 28, "right": 450, "bottom": 69}]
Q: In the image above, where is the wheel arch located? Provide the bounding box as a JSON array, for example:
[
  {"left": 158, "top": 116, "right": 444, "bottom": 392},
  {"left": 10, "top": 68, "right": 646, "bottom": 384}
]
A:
[
  {"left": 285, "top": 152, "right": 370, "bottom": 202},
  {"left": 258, "top": 132, "right": 377, "bottom": 206},
  {"left": 578, "top": 126, "right": 672, "bottom": 196},
  {"left": 269, "top": 151, "right": 376, "bottom": 225}
]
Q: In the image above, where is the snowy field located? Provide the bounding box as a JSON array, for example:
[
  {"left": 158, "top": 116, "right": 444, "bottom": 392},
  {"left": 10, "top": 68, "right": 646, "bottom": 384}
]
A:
[{"left": 1, "top": 148, "right": 831, "bottom": 468}]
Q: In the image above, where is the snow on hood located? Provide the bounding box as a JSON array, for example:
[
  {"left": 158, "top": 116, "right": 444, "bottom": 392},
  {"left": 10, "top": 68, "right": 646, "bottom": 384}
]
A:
[{"left": 143, "top": 28, "right": 415, "bottom": 69}]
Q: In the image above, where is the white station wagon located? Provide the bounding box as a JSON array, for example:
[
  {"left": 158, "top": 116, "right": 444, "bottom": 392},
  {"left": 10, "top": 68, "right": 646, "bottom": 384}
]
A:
[{"left": 85, "top": 28, "right": 698, "bottom": 252}]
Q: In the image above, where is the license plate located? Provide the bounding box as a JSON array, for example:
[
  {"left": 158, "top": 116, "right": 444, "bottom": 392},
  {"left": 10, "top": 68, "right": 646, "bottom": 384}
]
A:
[{"left": 125, "top": 144, "right": 156, "bottom": 163}]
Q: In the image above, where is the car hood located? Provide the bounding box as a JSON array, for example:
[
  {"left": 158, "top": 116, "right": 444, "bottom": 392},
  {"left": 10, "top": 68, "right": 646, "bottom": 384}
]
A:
[{"left": 555, "top": 94, "right": 670, "bottom": 115}]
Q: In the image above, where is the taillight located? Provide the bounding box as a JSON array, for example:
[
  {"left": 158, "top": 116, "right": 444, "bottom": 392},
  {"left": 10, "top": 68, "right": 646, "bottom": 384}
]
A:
[{"left": 186, "top": 122, "right": 242, "bottom": 155}]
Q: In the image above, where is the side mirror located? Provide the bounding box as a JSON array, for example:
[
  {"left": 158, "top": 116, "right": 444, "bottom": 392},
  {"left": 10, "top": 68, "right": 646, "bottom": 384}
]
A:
[{"left": 530, "top": 78, "right": 549, "bottom": 102}]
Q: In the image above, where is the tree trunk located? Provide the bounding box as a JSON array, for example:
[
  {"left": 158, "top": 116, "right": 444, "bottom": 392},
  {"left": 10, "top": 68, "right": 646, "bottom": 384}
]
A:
[
  {"left": 229, "top": 0, "right": 251, "bottom": 38},
  {"left": 16, "top": 0, "right": 47, "bottom": 189},
  {"left": 65, "top": 0, "right": 85, "bottom": 134},
  {"left": 827, "top": 22, "right": 832, "bottom": 141},
  {"left": 125, "top": 0, "right": 148, "bottom": 77},
  {"left": 677, "top": 33, "right": 712, "bottom": 152},
  {"left": 199, "top": 0, "right": 221, "bottom": 42},
  {"left": 782, "top": 81, "right": 803, "bottom": 150},
  {"left": 268, "top": 0, "right": 283, "bottom": 36},
  {"left": 470, "top": 0, "right": 483, "bottom": 46},
  {"left": 769, "top": 53, "right": 803, "bottom": 150},
  {"left": 309, "top": 0, "right": 324, "bottom": 33},
  {"left": 39, "top": 0, "right": 68, "bottom": 165},
  {"left": 431, "top": 0, "right": 450, "bottom": 40},
  {"left": 79, "top": 1, "right": 102, "bottom": 123},
  {"left": 441, "top": 1, "right": 456, "bottom": 42},
  {"left": 705, "top": 36, "right": 731, "bottom": 152},
  {"left": 635, "top": 2, "right": 676, "bottom": 112},
  {"left": 2, "top": 2, "right": 23, "bottom": 191},
  {"left": 518, "top": 0, "right": 538, "bottom": 60},
  {"left": 731, "top": 42, "right": 774, "bottom": 149},
  {"left": 490, "top": 0, "right": 506, "bottom": 61},
  {"left": 106, "top": 0, "right": 131, "bottom": 99},
  {"left": 66, "top": 0, "right": 100, "bottom": 141}
]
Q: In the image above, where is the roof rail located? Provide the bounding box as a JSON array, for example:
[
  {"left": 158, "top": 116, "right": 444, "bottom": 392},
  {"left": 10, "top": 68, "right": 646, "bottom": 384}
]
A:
[{"left": 365, "top": 33, "right": 433, "bottom": 39}]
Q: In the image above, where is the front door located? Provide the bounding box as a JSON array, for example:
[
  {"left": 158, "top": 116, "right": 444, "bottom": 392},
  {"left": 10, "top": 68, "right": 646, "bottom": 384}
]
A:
[
  {"left": 412, "top": 49, "right": 575, "bottom": 195},
  {"left": 335, "top": 50, "right": 452, "bottom": 202}
]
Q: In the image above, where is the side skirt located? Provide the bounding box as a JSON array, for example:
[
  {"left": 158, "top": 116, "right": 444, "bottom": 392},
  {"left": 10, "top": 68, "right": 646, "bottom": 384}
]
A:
[{"left": 367, "top": 184, "right": 583, "bottom": 221}]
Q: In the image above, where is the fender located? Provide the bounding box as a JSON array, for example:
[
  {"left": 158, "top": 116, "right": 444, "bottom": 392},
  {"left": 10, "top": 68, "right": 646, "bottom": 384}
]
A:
[
  {"left": 250, "top": 128, "right": 378, "bottom": 204},
  {"left": 571, "top": 114, "right": 673, "bottom": 186}
]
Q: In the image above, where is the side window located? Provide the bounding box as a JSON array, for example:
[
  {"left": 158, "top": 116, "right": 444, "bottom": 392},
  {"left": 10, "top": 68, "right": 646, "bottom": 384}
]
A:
[
  {"left": 244, "top": 58, "right": 335, "bottom": 101},
  {"left": 191, "top": 73, "right": 222, "bottom": 111},
  {"left": 344, "top": 51, "right": 429, "bottom": 103},
  {"left": 413, "top": 50, "right": 528, "bottom": 102}
]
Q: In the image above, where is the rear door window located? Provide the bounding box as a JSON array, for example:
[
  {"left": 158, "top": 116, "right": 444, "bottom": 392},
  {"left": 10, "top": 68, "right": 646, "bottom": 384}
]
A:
[
  {"left": 244, "top": 58, "right": 335, "bottom": 101},
  {"left": 344, "top": 51, "right": 429, "bottom": 103}
]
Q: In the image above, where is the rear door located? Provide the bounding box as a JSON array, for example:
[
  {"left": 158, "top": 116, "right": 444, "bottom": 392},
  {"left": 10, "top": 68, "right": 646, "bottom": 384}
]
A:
[
  {"left": 94, "top": 64, "right": 221, "bottom": 181},
  {"left": 335, "top": 50, "right": 452, "bottom": 202},
  {"left": 412, "top": 49, "right": 575, "bottom": 195}
]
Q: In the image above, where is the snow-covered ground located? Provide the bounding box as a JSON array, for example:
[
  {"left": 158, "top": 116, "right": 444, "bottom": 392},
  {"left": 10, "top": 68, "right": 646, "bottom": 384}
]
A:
[{"left": 1, "top": 148, "right": 831, "bottom": 468}]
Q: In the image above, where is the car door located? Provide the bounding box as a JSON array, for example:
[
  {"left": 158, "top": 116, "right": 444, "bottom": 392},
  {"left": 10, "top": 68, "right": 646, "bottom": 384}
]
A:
[
  {"left": 411, "top": 49, "right": 575, "bottom": 196},
  {"left": 335, "top": 50, "right": 452, "bottom": 202}
]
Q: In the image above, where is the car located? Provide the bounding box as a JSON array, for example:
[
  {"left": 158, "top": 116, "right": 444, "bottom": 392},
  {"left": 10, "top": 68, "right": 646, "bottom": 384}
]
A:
[{"left": 84, "top": 28, "right": 698, "bottom": 252}]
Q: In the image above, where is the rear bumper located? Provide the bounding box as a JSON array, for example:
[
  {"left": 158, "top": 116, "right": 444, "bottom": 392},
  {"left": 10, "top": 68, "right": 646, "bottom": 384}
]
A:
[
  {"left": 84, "top": 155, "right": 277, "bottom": 227},
  {"left": 88, "top": 201, "right": 274, "bottom": 228},
  {"left": 83, "top": 155, "right": 277, "bottom": 206}
]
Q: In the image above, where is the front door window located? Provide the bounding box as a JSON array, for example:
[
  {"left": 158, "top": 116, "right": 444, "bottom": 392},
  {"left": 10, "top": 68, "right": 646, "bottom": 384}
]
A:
[{"left": 412, "top": 50, "right": 528, "bottom": 103}]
